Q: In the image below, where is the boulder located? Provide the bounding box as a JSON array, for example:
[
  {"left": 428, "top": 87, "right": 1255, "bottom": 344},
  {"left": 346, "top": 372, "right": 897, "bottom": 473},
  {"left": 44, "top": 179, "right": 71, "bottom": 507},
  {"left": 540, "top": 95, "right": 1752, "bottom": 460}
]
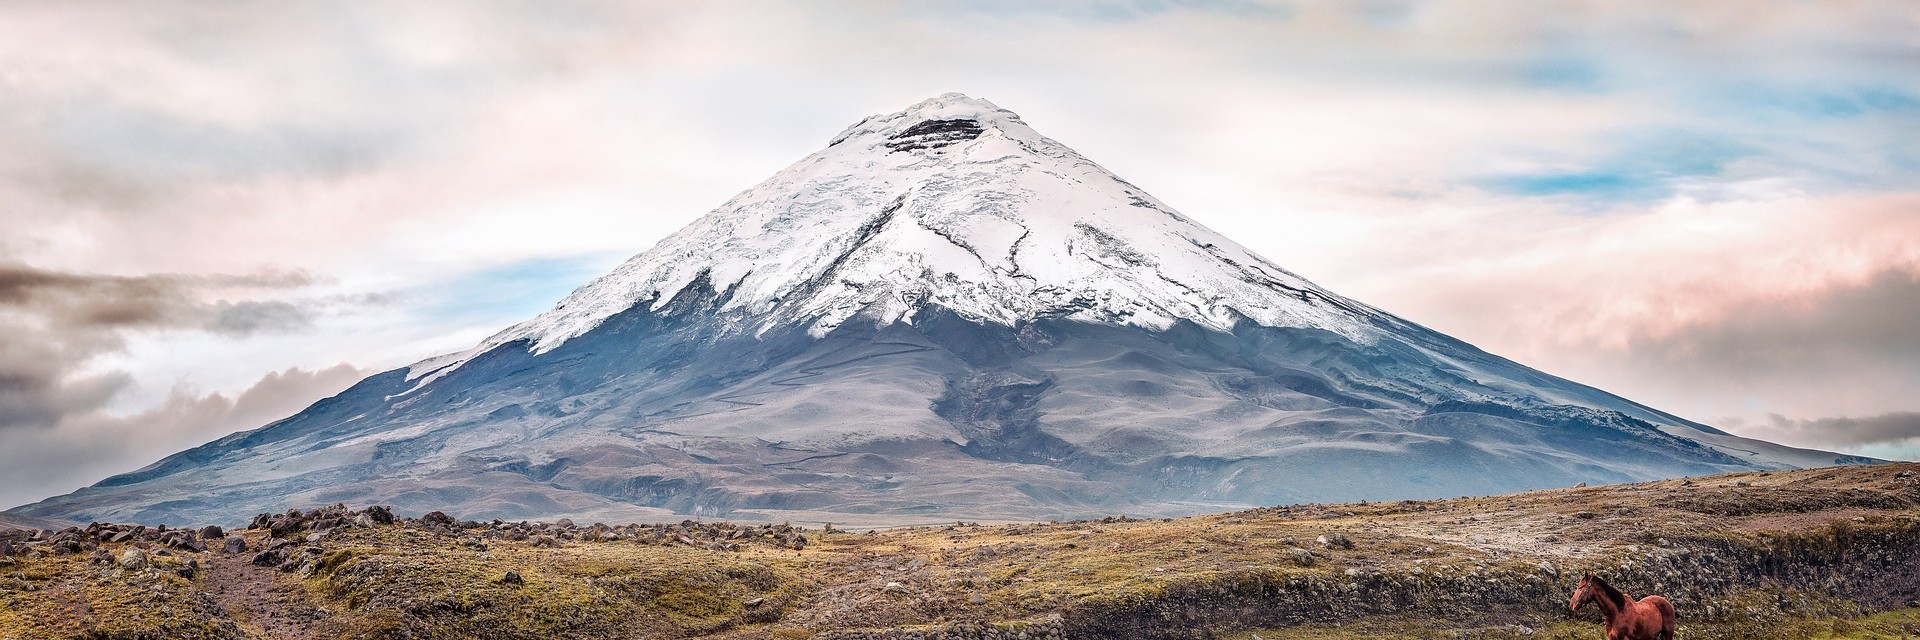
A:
[
  {"left": 421, "top": 511, "right": 458, "bottom": 529},
  {"left": 223, "top": 536, "right": 248, "bottom": 554},
  {"left": 250, "top": 549, "right": 286, "bottom": 567},
  {"left": 117, "top": 548, "right": 148, "bottom": 570},
  {"left": 199, "top": 525, "right": 225, "bottom": 540},
  {"left": 1319, "top": 533, "right": 1355, "bottom": 550},
  {"left": 269, "top": 516, "right": 302, "bottom": 538}
]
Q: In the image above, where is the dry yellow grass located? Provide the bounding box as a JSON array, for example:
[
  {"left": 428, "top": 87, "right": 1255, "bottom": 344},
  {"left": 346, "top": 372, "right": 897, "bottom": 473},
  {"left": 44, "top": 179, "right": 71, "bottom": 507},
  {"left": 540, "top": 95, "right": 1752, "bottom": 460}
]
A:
[{"left": 2, "top": 462, "right": 1916, "bottom": 639}]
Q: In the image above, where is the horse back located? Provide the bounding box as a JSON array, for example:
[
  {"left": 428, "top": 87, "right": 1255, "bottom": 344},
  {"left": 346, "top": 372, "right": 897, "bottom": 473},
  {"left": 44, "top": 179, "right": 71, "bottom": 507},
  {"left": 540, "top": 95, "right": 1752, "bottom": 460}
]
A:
[
  {"left": 1640, "top": 594, "right": 1678, "bottom": 638},
  {"left": 1642, "top": 594, "right": 1676, "bottom": 617}
]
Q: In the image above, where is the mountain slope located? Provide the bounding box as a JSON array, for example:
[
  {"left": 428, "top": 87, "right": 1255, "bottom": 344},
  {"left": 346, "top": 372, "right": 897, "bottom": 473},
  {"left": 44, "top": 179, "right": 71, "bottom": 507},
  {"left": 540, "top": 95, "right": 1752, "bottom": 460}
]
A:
[{"left": 9, "top": 94, "right": 1867, "bottom": 526}]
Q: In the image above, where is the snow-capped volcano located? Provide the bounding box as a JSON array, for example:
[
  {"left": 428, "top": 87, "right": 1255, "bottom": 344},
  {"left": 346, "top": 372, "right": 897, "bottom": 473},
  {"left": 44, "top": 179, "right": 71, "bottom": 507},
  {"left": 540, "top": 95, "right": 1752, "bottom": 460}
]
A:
[
  {"left": 10, "top": 94, "right": 1869, "bottom": 527},
  {"left": 416, "top": 94, "right": 1370, "bottom": 382}
]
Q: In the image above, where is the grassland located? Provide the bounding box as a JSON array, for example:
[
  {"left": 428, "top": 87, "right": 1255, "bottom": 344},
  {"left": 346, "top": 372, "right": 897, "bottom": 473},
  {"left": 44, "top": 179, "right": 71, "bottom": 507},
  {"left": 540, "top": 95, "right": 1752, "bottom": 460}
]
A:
[{"left": 3, "top": 462, "right": 1917, "bottom": 639}]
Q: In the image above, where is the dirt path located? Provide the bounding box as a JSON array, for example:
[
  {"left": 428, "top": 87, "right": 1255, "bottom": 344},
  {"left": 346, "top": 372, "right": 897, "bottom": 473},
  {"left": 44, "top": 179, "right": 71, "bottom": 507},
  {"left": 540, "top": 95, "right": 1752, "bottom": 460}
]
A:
[{"left": 198, "top": 531, "right": 326, "bottom": 640}]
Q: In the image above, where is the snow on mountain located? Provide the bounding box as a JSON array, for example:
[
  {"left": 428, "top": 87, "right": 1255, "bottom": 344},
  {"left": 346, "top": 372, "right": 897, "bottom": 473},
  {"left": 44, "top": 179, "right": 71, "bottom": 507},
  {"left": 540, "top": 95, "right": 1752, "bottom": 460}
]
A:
[
  {"left": 410, "top": 93, "right": 1375, "bottom": 385},
  {"left": 8, "top": 93, "right": 1873, "bottom": 528}
]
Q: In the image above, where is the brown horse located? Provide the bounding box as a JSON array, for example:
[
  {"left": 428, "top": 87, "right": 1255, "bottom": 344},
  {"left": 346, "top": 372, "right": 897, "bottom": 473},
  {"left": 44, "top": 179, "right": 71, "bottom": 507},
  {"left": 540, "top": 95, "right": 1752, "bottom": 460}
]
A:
[{"left": 1570, "top": 573, "right": 1676, "bottom": 640}]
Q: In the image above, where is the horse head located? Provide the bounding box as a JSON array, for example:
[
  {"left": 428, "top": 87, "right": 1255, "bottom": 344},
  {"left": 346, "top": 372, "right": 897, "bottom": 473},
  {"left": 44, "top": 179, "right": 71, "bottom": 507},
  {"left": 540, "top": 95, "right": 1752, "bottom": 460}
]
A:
[{"left": 1569, "top": 573, "right": 1594, "bottom": 612}]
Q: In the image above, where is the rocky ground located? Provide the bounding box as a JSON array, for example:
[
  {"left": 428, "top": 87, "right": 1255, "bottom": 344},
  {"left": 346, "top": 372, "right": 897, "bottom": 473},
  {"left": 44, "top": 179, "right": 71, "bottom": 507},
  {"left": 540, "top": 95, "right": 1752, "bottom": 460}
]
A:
[{"left": 3, "top": 463, "right": 1919, "bottom": 639}]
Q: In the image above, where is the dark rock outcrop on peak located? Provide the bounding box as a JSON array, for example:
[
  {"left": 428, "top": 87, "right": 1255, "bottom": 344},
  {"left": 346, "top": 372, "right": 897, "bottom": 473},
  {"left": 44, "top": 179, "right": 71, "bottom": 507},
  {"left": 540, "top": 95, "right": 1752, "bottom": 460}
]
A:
[{"left": 884, "top": 118, "right": 985, "bottom": 152}]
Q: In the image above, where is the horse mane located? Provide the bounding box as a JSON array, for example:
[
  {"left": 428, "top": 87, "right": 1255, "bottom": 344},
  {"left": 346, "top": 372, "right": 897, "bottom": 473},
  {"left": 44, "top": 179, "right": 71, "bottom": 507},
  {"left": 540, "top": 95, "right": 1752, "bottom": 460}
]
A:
[{"left": 1588, "top": 575, "right": 1628, "bottom": 609}]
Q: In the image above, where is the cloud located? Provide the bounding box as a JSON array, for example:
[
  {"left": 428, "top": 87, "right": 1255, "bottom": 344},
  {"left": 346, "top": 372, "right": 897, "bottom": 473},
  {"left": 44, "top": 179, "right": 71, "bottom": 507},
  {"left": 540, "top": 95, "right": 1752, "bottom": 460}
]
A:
[
  {"left": 0, "top": 364, "right": 367, "bottom": 510},
  {"left": 0, "top": 262, "right": 342, "bottom": 432},
  {"left": 1241, "top": 187, "right": 1920, "bottom": 436},
  {"left": 0, "top": 263, "right": 318, "bottom": 330},
  {"left": 1725, "top": 412, "right": 1920, "bottom": 456},
  {"left": 1626, "top": 269, "right": 1920, "bottom": 377}
]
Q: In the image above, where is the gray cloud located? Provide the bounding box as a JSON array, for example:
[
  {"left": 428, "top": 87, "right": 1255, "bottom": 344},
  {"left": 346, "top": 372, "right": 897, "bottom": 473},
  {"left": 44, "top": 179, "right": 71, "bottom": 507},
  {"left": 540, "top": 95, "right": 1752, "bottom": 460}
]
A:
[
  {"left": 0, "top": 259, "right": 379, "bottom": 508},
  {"left": 208, "top": 300, "right": 314, "bottom": 337},
  {"left": 0, "top": 363, "right": 367, "bottom": 510},
  {"left": 1511, "top": 266, "right": 1920, "bottom": 451},
  {"left": 1626, "top": 268, "right": 1920, "bottom": 378},
  {"left": 1728, "top": 412, "right": 1920, "bottom": 450},
  {"left": 0, "top": 262, "right": 319, "bottom": 331},
  {"left": 0, "top": 262, "right": 335, "bottom": 432}
]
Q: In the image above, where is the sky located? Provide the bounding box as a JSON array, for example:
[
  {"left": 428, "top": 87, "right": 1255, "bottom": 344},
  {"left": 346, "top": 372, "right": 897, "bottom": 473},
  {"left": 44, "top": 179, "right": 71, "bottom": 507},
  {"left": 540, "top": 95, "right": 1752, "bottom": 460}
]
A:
[{"left": 2, "top": 0, "right": 1917, "bottom": 509}]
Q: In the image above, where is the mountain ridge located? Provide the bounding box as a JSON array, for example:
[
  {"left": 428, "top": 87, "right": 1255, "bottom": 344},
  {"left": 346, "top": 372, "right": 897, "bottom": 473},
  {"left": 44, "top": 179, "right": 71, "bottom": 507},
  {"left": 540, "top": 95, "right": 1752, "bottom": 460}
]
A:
[{"left": 7, "top": 93, "right": 1870, "bottom": 526}]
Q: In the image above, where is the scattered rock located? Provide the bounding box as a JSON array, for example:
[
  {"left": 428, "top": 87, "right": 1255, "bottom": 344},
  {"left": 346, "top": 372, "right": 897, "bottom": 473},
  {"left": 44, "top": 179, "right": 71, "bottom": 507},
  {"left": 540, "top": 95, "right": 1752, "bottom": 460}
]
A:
[
  {"left": 199, "top": 525, "right": 225, "bottom": 539},
  {"left": 1289, "top": 547, "right": 1315, "bottom": 566},
  {"left": 223, "top": 536, "right": 248, "bottom": 554},
  {"left": 1319, "top": 532, "right": 1355, "bottom": 550},
  {"left": 500, "top": 570, "right": 523, "bottom": 585},
  {"left": 117, "top": 548, "right": 148, "bottom": 570},
  {"left": 421, "top": 511, "right": 459, "bottom": 531},
  {"left": 250, "top": 549, "right": 286, "bottom": 567}
]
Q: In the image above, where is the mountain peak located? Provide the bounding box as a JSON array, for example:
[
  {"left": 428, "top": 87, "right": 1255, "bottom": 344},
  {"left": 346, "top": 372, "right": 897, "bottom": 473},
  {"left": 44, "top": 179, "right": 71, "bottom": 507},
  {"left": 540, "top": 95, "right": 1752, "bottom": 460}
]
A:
[
  {"left": 12, "top": 95, "right": 1856, "bottom": 527},
  {"left": 828, "top": 93, "right": 1025, "bottom": 149},
  {"left": 408, "top": 94, "right": 1378, "bottom": 386}
]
